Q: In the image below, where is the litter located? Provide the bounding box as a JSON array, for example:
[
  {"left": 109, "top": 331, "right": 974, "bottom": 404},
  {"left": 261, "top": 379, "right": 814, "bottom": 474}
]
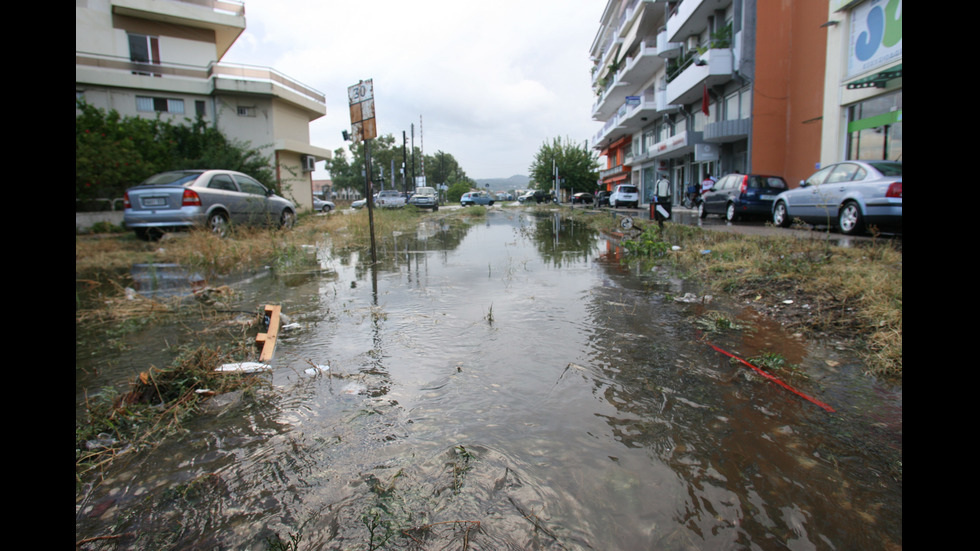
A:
[
  {"left": 255, "top": 304, "right": 282, "bottom": 362},
  {"left": 305, "top": 364, "right": 329, "bottom": 375},
  {"left": 215, "top": 362, "right": 272, "bottom": 373}
]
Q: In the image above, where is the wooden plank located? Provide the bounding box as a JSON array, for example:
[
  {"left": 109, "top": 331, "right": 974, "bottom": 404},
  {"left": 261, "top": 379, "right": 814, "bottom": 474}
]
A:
[{"left": 256, "top": 304, "right": 281, "bottom": 362}]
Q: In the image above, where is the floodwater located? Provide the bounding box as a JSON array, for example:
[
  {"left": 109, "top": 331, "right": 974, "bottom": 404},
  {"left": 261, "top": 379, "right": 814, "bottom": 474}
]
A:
[{"left": 76, "top": 209, "right": 902, "bottom": 550}]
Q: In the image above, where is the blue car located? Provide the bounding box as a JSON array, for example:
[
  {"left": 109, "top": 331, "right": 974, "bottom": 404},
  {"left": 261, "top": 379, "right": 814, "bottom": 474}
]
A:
[
  {"left": 460, "top": 192, "right": 494, "bottom": 206},
  {"left": 771, "top": 161, "right": 902, "bottom": 235},
  {"left": 699, "top": 173, "right": 788, "bottom": 222}
]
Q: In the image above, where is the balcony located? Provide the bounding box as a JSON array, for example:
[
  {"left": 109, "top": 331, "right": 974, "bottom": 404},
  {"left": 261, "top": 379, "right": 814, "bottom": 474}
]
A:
[
  {"left": 704, "top": 118, "right": 750, "bottom": 143},
  {"left": 665, "top": 48, "right": 732, "bottom": 106},
  {"left": 111, "top": 0, "right": 245, "bottom": 58},
  {"left": 657, "top": 28, "right": 682, "bottom": 58},
  {"left": 666, "top": 0, "right": 730, "bottom": 44},
  {"left": 76, "top": 52, "right": 326, "bottom": 113},
  {"left": 620, "top": 40, "right": 665, "bottom": 89}
]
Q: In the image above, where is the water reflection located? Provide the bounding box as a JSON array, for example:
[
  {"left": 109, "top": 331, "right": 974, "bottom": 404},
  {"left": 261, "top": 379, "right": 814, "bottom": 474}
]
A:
[{"left": 76, "top": 210, "right": 900, "bottom": 550}]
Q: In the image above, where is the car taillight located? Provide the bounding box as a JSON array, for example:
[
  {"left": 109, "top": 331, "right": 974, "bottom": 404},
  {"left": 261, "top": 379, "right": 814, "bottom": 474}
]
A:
[
  {"left": 123, "top": 192, "right": 131, "bottom": 209},
  {"left": 182, "top": 189, "right": 202, "bottom": 206},
  {"left": 739, "top": 176, "right": 748, "bottom": 194},
  {"left": 885, "top": 182, "right": 902, "bottom": 198}
]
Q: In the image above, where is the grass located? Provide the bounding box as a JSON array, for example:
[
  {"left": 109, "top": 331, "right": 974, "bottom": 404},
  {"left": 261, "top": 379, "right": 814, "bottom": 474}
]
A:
[{"left": 556, "top": 208, "right": 902, "bottom": 377}]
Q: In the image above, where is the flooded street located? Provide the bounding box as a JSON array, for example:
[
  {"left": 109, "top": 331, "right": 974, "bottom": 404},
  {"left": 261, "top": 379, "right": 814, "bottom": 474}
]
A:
[{"left": 76, "top": 209, "right": 901, "bottom": 550}]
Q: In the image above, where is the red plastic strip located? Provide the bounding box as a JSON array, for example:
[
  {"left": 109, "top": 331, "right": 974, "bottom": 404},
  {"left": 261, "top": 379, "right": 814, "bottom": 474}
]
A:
[{"left": 707, "top": 342, "right": 836, "bottom": 413}]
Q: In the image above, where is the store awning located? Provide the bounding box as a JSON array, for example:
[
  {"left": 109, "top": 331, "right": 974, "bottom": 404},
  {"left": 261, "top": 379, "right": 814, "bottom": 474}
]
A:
[
  {"left": 846, "top": 64, "right": 902, "bottom": 89},
  {"left": 602, "top": 172, "right": 629, "bottom": 184}
]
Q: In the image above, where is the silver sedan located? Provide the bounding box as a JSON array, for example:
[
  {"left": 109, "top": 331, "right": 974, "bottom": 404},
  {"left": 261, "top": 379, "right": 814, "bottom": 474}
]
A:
[
  {"left": 771, "top": 161, "right": 902, "bottom": 235},
  {"left": 123, "top": 169, "right": 296, "bottom": 240}
]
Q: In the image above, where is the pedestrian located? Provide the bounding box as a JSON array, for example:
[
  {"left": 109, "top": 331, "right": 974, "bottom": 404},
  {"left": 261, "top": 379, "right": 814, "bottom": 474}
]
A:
[
  {"left": 654, "top": 173, "right": 672, "bottom": 230},
  {"left": 701, "top": 173, "right": 715, "bottom": 195}
]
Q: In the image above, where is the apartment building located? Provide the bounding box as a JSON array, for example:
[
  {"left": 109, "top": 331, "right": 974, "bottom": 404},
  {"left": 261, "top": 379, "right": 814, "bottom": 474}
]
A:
[
  {"left": 75, "top": 0, "right": 332, "bottom": 211},
  {"left": 589, "top": 0, "right": 829, "bottom": 205}
]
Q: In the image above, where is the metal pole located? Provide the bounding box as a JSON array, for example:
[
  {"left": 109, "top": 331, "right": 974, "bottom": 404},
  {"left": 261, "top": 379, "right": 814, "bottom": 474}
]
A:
[{"left": 365, "top": 139, "right": 377, "bottom": 264}]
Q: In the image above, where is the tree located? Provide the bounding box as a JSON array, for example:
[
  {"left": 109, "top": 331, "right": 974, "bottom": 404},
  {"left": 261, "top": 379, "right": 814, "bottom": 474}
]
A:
[
  {"left": 75, "top": 100, "right": 273, "bottom": 207},
  {"left": 425, "top": 150, "right": 472, "bottom": 189},
  {"left": 326, "top": 133, "right": 413, "bottom": 194},
  {"left": 528, "top": 137, "right": 600, "bottom": 194}
]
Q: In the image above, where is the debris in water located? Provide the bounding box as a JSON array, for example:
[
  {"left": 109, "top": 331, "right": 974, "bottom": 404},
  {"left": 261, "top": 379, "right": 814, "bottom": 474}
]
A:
[
  {"left": 305, "top": 364, "right": 329, "bottom": 375},
  {"left": 215, "top": 362, "right": 272, "bottom": 373},
  {"left": 674, "top": 293, "right": 712, "bottom": 304},
  {"left": 341, "top": 382, "right": 367, "bottom": 395},
  {"left": 282, "top": 322, "right": 302, "bottom": 331}
]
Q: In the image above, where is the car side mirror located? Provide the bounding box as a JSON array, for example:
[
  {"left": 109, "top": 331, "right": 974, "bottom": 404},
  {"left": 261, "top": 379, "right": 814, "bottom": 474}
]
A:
[{"left": 799, "top": 180, "right": 808, "bottom": 188}]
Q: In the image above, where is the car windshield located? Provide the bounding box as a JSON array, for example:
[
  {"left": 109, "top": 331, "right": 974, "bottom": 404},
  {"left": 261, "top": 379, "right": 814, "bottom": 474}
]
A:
[
  {"left": 867, "top": 161, "right": 902, "bottom": 176},
  {"left": 619, "top": 186, "right": 638, "bottom": 193},
  {"left": 140, "top": 171, "right": 203, "bottom": 187}
]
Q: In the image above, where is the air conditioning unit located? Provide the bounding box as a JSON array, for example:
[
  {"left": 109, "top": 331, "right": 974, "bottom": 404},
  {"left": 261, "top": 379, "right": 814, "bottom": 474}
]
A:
[{"left": 302, "top": 155, "right": 316, "bottom": 172}]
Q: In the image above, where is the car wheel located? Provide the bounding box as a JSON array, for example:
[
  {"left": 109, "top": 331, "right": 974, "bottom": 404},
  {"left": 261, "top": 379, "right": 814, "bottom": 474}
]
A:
[
  {"left": 321, "top": 205, "right": 332, "bottom": 213},
  {"left": 208, "top": 211, "right": 229, "bottom": 237},
  {"left": 698, "top": 201, "right": 707, "bottom": 219},
  {"left": 725, "top": 203, "right": 738, "bottom": 222},
  {"left": 773, "top": 201, "right": 791, "bottom": 227},
  {"left": 838, "top": 201, "right": 864, "bottom": 235},
  {"left": 489, "top": 201, "right": 494, "bottom": 206},
  {"left": 279, "top": 208, "right": 295, "bottom": 229}
]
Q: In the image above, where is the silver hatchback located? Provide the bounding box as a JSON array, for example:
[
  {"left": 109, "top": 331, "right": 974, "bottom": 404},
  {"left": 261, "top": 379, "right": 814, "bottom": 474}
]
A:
[{"left": 123, "top": 169, "right": 296, "bottom": 240}]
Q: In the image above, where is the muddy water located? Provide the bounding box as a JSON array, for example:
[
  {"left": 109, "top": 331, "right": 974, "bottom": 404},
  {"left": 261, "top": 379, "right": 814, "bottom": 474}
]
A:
[{"left": 76, "top": 210, "right": 902, "bottom": 550}]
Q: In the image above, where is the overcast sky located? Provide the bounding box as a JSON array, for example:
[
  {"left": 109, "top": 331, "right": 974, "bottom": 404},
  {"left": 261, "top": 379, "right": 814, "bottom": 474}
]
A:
[{"left": 220, "top": 0, "right": 603, "bottom": 180}]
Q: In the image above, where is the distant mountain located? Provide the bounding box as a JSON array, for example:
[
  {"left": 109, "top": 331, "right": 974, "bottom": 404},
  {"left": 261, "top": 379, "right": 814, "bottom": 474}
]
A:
[{"left": 474, "top": 175, "right": 530, "bottom": 192}]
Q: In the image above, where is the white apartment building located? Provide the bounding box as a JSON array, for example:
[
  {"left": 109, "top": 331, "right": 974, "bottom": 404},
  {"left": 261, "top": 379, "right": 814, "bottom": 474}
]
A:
[
  {"left": 590, "top": 0, "right": 831, "bottom": 204},
  {"left": 75, "top": 0, "right": 332, "bottom": 211}
]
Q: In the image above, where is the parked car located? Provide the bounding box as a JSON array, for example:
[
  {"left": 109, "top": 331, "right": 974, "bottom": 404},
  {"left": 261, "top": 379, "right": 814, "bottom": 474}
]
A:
[
  {"left": 571, "top": 192, "right": 594, "bottom": 204},
  {"left": 699, "top": 173, "right": 788, "bottom": 222},
  {"left": 313, "top": 197, "right": 336, "bottom": 213},
  {"left": 351, "top": 197, "right": 367, "bottom": 209},
  {"left": 609, "top": 184, "right": 639, "bottom": 208},
  {"left": 461, "top": 191, "right": 495, "bottom": 206},
  {"left": 595, "top": 191, "right": 612, "bottom": 207},
  {"left": 376, "top": 190, "right": 406, "bottom": 208},
  {"left": 518, "top": 190, "right": 554, "bottom": 204},
  {"left": 123, "top": 169, "right": 296, "bottom": 240},
  {"left": 408, "top": 186, "right": 439, "bottom": 210},
  {"left": 771, "top": 160, "right": 902, "bottom": 235}
]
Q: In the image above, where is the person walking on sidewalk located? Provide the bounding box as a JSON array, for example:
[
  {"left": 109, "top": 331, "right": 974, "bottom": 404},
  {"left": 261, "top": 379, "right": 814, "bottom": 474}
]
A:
[{"left": 653, "top": 174, "right": 672, "bottom": 230}]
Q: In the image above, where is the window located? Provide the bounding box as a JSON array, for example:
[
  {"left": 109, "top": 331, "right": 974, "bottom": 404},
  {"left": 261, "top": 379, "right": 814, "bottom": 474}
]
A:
[
  {"left": 237, "top": 106, "right": 256, "bottom": 117},
  {"left": 136, "top": 96, "right": 185, "bottom": 114},
  {"left": 208, "top": 174, "right": 237, "bottom": 192},
  {"left": 128, "top": 34, "right": 160, "bottom": 76},
  {"left": 235, "top": 175, "right": 268, "bottom": 195},
  {"left": 195, "top": 100, "right": 206, "bottom": 118},
  {"left": 846, "top": 90, "right": 902, "bottom": 161}
]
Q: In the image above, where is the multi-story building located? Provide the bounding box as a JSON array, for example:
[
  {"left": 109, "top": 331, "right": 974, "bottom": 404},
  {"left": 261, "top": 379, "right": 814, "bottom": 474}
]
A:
[
  {"left": 75, "top": 0, "right": 332, "bottom": 211},
  {"left": 589, "top": 0, "right": 829, "bottom": 206},
  {"left": 818, "top": 0, "right": 901, "bottom": 166}
]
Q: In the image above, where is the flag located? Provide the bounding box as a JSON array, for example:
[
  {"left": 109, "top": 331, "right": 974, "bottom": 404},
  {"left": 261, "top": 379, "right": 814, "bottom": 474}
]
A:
[{"left": 701, "top": 84, "right": 710, "bottom": 116}]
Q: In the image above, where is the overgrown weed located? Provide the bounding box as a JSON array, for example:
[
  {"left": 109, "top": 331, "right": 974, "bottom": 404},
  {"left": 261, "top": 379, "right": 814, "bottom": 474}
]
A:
[{"left": 76, "top": 343, "right": 267, "bottom": 482}]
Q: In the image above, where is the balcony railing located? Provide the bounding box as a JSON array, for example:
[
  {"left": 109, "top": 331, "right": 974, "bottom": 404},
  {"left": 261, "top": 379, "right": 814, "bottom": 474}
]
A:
[{"left": 76, "top": 52, "right": 325, "bottom": 105}]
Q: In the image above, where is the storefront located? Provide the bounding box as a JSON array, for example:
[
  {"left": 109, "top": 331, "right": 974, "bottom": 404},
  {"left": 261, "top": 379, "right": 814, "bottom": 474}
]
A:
[{"left": 821, "top": 0, "right": 902, "bottom": 165}]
